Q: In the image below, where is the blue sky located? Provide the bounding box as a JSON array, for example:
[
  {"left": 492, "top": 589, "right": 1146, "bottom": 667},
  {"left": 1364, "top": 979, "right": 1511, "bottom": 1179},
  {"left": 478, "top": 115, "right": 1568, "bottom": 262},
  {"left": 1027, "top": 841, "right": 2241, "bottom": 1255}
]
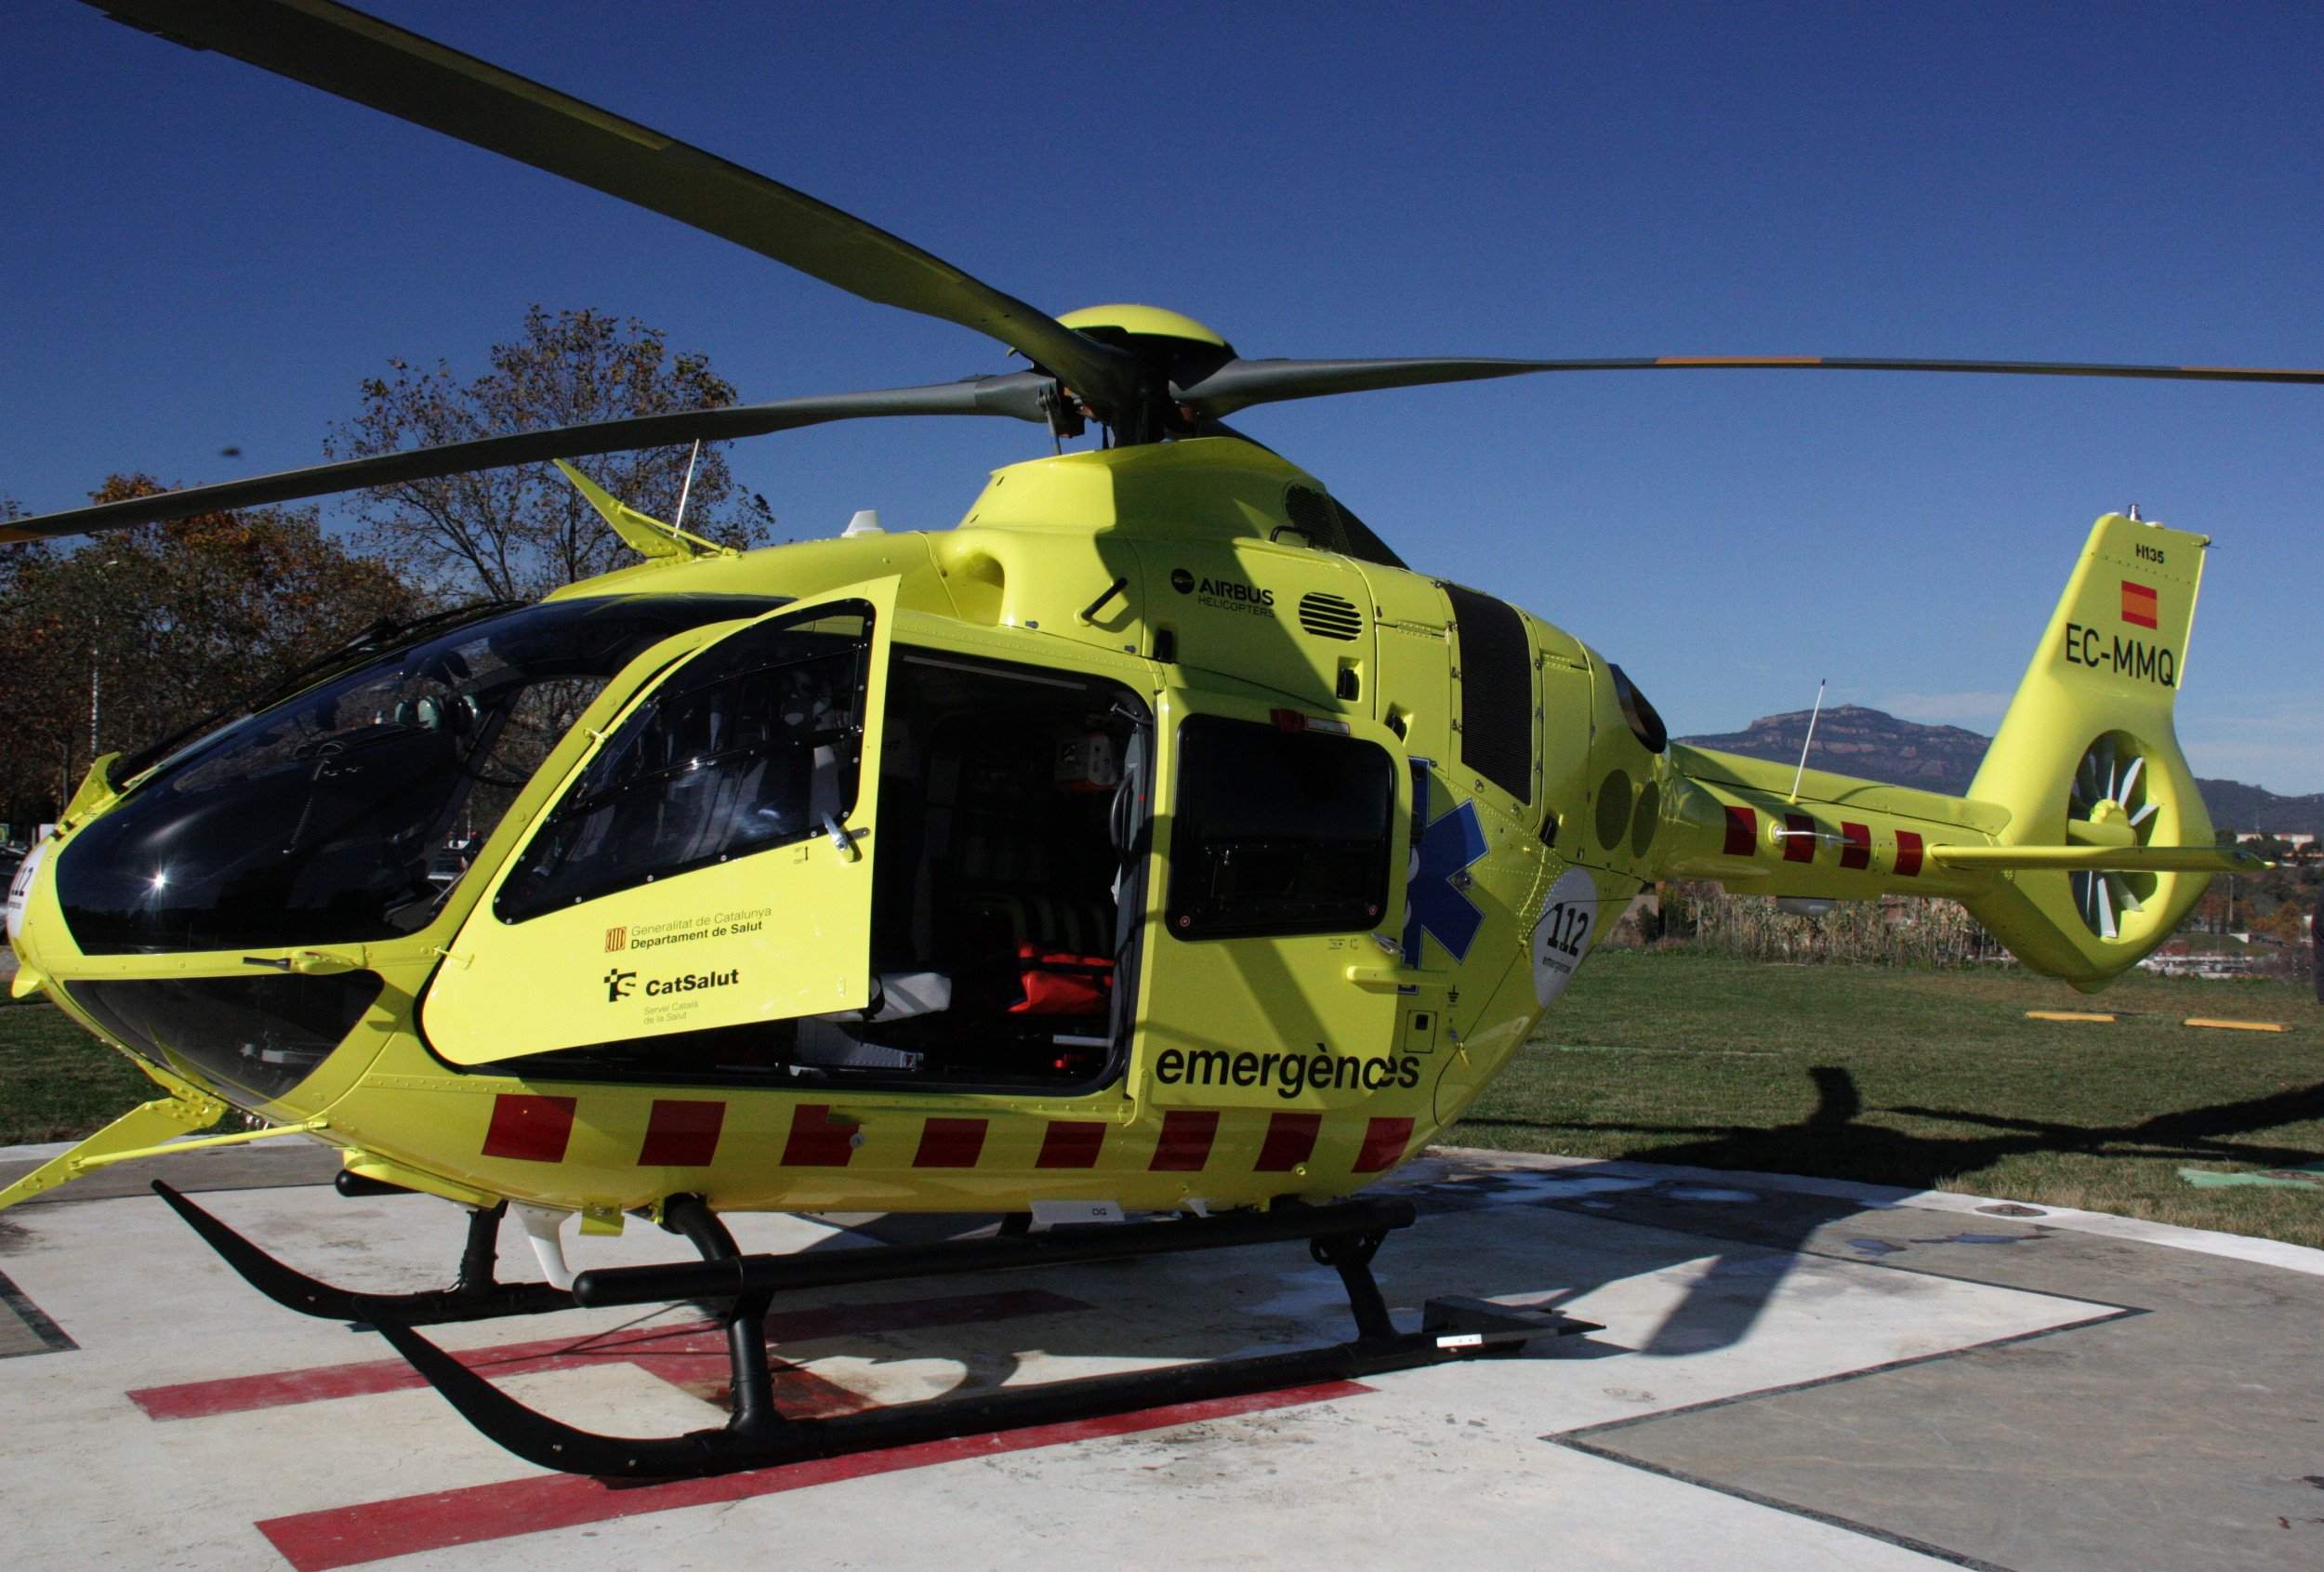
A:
[{"left": 7, "top": 1, "right": 2319, "bottom": 794}]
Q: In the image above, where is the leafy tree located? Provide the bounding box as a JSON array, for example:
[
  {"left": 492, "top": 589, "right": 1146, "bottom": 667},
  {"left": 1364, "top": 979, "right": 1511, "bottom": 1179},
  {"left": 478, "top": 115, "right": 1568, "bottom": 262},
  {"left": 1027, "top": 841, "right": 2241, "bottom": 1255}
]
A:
[
  {"left": 2189, "top": 889, "right": 2230, "bottom": 935},
  {"left": 0, "top": 478, "right": 417, "bottom": 824},
  {"left": 325, "top": 306, "right": 775, "bottom": 601}
]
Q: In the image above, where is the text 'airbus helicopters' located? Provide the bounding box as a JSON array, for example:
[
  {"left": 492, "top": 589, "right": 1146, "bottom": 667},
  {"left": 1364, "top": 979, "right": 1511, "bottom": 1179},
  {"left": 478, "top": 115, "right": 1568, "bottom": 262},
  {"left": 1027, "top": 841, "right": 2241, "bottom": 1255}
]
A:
[{"left": 2, "top": 0, "right": 2304, "bottom": 1476}]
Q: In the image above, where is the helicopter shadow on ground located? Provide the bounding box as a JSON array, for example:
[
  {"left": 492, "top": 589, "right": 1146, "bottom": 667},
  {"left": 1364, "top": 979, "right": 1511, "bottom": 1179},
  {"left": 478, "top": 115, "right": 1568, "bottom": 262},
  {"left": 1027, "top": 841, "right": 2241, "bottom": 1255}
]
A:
[
  {"left": 1392, "top": 1063, "right": 2324, "bottom": 1360},
  {"left": 720, "top": 1205, "right": 1419, "bottom": 1403}
]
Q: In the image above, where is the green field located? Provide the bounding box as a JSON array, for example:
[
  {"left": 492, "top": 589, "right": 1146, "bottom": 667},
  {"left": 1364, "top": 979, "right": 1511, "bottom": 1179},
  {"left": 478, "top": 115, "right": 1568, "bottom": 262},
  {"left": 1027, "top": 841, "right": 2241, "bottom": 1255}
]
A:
[
  {"left": 0, "top": 1000, "right": 160, "bottom": 1145},
  {"left": 1450, "top": 951, "right": 2324, "bottom": 1248},
  {"left": 6, "top": 956, "right": 2320, "bottom": 1247}
]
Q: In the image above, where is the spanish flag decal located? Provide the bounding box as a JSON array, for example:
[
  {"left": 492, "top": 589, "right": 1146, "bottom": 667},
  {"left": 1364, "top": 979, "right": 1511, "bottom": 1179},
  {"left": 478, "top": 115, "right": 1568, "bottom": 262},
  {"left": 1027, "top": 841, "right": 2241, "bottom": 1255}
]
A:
[{"left": 2120, "top": 580, "right": 2159, "bottom": 629}]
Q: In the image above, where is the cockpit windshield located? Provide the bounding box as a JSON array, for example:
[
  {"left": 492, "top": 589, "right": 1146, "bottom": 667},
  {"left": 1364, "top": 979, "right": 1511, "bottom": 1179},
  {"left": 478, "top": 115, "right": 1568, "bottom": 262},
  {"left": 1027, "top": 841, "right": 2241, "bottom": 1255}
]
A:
[{"left": 55, "top": 594, "right": 783, "bottom": 955}]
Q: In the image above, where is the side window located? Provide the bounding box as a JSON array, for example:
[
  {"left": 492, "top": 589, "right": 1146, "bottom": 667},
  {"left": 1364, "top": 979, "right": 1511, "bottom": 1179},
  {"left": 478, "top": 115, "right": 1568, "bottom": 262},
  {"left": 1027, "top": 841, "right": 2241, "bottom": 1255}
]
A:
[
  {"left": 1167, "top": 717, "right": 1394, "bottom": 939},
  {"left": 1441, "top": 581, "right": 1533, "bottom": 804},
  {"left": 495, "top": 604, "right": 871, "bottom": 921}
]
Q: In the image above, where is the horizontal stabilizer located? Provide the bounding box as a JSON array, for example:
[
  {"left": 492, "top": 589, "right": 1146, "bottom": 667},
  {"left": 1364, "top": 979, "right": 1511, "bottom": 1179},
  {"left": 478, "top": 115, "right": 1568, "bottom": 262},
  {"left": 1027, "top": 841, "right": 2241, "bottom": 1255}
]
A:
[{"left": 1931, "top": 843, "right": 2269, "bottom": 874}]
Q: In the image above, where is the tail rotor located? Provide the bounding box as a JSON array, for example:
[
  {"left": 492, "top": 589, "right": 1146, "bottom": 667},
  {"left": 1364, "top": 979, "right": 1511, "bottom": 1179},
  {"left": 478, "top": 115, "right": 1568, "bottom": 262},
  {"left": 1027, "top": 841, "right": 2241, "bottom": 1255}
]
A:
[{"left": 2067, "top": 732, "right": 2161, "bottom": 941}]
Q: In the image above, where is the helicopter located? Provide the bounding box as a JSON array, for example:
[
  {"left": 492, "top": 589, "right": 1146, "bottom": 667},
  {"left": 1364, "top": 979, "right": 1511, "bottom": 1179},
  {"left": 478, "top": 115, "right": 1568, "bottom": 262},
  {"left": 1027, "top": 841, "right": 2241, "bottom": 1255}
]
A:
[{"left": 0, "top": 0, "right": 2302, "bottom": 1478}]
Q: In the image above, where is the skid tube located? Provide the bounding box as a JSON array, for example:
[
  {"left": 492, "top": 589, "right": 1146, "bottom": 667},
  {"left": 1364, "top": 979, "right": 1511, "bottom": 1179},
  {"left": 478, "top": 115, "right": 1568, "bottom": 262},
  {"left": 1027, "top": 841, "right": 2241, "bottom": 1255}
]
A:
[
  {"left": 153, "top": 1179, "right": 573, "bottom": 1326},
  {"left": 159, "top": 1183, "right": 1592, "bottom": 1480}
]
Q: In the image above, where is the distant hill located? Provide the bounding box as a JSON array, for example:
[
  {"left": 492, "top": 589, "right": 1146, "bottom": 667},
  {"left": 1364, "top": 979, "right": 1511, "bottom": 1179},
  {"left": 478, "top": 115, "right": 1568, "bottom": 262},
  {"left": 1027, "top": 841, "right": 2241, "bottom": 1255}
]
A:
[
  {"left": 1677, "top": 704, "right": 2324, "bottom": 837},
  {"left": 1680, "top": 706, "right": 1989, "bottom": 795}
]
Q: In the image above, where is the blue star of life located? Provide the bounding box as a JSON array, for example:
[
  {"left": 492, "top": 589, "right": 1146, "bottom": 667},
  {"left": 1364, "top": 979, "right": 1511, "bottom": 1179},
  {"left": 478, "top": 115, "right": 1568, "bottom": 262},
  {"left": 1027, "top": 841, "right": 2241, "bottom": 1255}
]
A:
[{"left": 1403, "top": 764, "right": 1486, "bottom": 965}]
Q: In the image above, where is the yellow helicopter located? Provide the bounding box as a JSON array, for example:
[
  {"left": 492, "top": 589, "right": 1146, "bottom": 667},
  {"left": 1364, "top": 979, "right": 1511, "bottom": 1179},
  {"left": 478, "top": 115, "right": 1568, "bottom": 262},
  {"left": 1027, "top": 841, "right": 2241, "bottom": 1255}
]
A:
[{"left": 2, "top": 0, "right": 2304, "bottom": 1475}]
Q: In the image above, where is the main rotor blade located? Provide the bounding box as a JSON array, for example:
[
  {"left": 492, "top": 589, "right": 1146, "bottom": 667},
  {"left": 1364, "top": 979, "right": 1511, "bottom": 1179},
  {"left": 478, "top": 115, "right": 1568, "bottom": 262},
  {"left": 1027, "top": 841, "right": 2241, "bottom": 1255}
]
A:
[
  {"left": 0, "top": 376, "right": 1055, "bottom": 543},
  {"left": 1175, "top": 353, "right": 2324, "bottom": 416},
  {"left": 87, "top": 0, "right": 1142, "bottom": 416}
]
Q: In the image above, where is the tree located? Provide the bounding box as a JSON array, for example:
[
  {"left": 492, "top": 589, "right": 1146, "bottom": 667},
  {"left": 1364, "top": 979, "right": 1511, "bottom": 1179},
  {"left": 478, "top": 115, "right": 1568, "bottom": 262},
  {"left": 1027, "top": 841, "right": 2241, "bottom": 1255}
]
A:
[
  {"left": 325, "top": 306, "right": 775, "bottom": 601},
  {"left": 2189, "top": 888, "right": 2230, "bottom": 936},
  {"left": 0, "top": 478, "right": 417, "bottom": 824}
]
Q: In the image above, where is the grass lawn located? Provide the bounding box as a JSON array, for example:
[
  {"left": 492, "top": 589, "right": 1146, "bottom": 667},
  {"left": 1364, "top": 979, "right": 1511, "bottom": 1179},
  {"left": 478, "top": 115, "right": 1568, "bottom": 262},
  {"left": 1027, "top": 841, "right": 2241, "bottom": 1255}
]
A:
[
  {"left": 1449, "top": 950, "right": 2324, "bottom": 1248},
  {"left": 7, "top": 954, "right": 2320, "bottom": 1248},
  {"left": 0, "top": 1001, "right": 160, "bottom": 1145}
]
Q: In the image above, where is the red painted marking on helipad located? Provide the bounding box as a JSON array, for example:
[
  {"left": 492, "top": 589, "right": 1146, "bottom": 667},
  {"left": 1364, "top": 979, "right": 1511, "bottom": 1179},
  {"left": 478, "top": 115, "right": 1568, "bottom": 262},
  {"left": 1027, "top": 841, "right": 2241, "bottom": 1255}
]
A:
[
  {"left": 131, "top": 1321, "right": 856, "bottom": 1421},
  {"left": 130, "top": 1288, "right": 1088, "bottom": 1420},
  {"left": 257, "top": 1380, "right": 1369, "bottom": 1572}
]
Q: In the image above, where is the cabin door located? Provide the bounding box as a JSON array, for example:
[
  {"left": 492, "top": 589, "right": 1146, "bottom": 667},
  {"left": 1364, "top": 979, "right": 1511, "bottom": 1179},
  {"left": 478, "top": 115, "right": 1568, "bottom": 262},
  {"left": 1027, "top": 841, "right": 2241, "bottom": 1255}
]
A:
[
  {"left": 1135, "top": 692, "right": 1411, "bottom": 1110},
  {"left": 422, "top": 581, "right": 897, "bottom": 1064}
]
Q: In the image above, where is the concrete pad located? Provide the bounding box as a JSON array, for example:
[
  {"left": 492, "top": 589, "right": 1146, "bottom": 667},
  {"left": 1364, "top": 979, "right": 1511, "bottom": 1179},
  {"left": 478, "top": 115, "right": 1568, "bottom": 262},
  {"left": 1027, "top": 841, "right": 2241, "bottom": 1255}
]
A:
[{"left": 1, "top": 1146, "right": 2319, "bottom": 1570}]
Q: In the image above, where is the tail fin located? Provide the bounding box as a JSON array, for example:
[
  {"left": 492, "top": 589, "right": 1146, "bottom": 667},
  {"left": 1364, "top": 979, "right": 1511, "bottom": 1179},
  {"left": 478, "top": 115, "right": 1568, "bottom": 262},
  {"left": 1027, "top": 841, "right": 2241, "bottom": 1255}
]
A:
[{"left": 1960, "top": 512, "right": 2222, "bottom": 986}]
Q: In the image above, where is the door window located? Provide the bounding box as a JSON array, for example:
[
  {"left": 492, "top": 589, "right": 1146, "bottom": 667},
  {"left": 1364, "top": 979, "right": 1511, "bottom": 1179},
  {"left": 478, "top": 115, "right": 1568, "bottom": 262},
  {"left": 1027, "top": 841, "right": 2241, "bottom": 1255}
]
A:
[
  {"left": 1166, "top": 717, "right": 1394, "bottom": 939},
  {"left": 495, "top": 604, "right": 871, "bottom": 922}
]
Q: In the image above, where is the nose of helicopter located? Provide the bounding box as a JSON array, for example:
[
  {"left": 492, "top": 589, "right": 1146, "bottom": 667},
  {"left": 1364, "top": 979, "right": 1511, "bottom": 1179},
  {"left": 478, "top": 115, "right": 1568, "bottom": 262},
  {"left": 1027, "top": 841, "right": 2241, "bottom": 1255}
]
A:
[
  {"left": 21, "top": 592, "right": 791, "bottom": 1120},
  {"left": 15, "top": 835, "right": 382, "bottom": 1116}
]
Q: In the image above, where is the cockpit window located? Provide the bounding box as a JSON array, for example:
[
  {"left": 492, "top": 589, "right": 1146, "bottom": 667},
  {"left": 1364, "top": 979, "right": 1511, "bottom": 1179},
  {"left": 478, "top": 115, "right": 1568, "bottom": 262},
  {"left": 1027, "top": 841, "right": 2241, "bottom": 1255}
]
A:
[
  {"left": 494, "top": 602, "right": 873, "bottom": 922},
  {"left": 55, "top": 594, "right": 783, "bottom": 955}
]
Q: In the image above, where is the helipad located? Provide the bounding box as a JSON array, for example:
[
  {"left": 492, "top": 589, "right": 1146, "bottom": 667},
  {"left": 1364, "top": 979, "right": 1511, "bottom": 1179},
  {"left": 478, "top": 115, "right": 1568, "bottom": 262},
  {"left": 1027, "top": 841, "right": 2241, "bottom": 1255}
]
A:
[{"left": 3, "top": 1142, "right": 2319, "bottom": 1570}]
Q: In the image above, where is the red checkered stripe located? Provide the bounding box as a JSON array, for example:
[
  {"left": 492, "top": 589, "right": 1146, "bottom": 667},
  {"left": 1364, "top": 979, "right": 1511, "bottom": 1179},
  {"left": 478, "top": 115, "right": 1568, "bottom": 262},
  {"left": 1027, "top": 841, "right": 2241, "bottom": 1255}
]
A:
[
  {"left": 477, "top": 1095, "right": 1415, "bottom": 1176},
  {"left": 1713, "top": 805, "right": 1922, "bottom": 878}
]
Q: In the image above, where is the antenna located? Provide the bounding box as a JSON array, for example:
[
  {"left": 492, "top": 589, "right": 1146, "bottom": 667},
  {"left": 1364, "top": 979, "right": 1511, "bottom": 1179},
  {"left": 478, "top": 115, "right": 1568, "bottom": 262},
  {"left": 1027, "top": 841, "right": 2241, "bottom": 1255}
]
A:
[
  {"left": 1788, "top": 679, "right": 1828, "bottom": 803},
  {"left": 669, "top": 440, "right": 703, "bottom": 538}
]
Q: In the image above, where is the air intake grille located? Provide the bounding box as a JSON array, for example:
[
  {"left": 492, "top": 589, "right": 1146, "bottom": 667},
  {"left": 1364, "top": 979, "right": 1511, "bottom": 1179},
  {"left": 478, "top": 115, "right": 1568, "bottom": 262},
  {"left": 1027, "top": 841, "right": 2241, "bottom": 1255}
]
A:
[{"left": 1298, "top": 591, "right": 1364, "bottom": 641}]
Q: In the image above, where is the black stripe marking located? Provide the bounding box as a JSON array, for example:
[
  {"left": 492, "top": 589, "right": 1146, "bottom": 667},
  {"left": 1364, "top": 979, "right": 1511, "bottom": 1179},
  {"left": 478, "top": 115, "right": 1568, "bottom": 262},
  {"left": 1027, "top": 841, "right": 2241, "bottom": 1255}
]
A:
[{"left": 0, "top": 1267, "right": 79, "bottom": 1356}]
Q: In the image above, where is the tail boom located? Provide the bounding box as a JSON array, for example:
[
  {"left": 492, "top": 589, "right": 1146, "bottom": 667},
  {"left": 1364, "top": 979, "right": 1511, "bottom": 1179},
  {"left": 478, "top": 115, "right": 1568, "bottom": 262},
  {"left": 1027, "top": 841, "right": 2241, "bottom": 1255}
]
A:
[{"left": 1656, "top": 513, "right": 2231, "bottom": 990}]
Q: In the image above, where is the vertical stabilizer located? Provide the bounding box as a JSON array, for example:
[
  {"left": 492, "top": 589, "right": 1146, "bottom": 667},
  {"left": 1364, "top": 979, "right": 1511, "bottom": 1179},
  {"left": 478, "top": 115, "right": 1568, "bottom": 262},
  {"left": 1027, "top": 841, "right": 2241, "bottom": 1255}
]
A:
[{"left": 1960, "top": 513, "right": 2217, "bottom": 984}]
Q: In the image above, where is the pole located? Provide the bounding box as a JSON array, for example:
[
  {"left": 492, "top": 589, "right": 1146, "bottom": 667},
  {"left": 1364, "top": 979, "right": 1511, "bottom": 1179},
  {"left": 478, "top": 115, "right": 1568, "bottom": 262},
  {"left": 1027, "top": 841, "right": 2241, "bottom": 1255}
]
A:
[
  {"left": 88, "top": 617, "right": 100, "bottom": 759},
  {"left": 86, "top": 559, "right": 118, "bottom": 763},
  {"left": 1788, "top": 679, "right": 1827, "bottom": 804}
]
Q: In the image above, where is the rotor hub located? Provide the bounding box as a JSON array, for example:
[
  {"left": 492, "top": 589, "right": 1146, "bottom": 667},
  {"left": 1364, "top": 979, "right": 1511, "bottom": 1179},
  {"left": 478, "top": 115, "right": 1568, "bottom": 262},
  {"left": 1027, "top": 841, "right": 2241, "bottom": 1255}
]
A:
[{"left": 1048, "top": 305, "right": 1238, "bottom": 439}]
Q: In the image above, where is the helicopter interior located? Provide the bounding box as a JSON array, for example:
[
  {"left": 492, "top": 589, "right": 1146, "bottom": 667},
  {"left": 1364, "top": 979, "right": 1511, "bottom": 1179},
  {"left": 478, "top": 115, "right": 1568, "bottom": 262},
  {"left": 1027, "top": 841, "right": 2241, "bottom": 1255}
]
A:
[
  {"left": 491, "top": 641, "right": 1149, "bottom": 1093},
  {"left": 849, "top": 649, "right": 1148, "bottom": 1084}
]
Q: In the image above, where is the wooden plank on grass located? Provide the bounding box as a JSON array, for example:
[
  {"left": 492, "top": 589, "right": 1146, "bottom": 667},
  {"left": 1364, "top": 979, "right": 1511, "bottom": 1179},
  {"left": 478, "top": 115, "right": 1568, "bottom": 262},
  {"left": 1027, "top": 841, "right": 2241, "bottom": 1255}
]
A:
[
  {"left": 2026, "top": 1011, "right": 2115, "bottom": 1024},
  {"left": 2183, "top": 1017, "right": 2290, "bottom": 1033}
]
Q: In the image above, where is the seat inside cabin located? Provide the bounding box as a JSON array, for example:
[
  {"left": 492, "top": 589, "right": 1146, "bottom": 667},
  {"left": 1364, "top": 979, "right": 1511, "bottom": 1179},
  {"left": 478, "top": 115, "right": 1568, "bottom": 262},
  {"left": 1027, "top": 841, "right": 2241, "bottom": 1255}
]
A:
[{"left": 787, "top": 647, "right": 1147, "bottom": 1089}]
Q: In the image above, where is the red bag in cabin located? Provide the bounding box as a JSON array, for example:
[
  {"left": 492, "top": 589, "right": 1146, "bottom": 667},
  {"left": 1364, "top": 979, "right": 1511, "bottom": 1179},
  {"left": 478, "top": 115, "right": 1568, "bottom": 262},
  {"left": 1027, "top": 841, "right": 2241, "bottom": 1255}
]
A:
[{"left": 1006, "top": 942, "right": 1114, "bottom": 1015}]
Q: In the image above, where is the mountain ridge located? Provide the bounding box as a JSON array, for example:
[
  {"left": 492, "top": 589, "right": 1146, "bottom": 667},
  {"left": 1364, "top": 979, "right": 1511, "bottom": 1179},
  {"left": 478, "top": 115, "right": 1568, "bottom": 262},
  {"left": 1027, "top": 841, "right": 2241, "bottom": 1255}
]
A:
[{"left": 1676, "top": 705, "right": 2322, "bottom": 836}]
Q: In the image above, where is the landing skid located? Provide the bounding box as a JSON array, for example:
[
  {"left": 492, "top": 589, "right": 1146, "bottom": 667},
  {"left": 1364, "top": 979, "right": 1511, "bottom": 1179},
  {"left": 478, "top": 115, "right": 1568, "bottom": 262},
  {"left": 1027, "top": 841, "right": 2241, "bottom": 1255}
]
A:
[
  {"left": 153, "top": 1180, "right": 574, "bottom": 1326},
  {"left": 154, "top": 1182, "right": 1596, "bottom": 1480}
]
